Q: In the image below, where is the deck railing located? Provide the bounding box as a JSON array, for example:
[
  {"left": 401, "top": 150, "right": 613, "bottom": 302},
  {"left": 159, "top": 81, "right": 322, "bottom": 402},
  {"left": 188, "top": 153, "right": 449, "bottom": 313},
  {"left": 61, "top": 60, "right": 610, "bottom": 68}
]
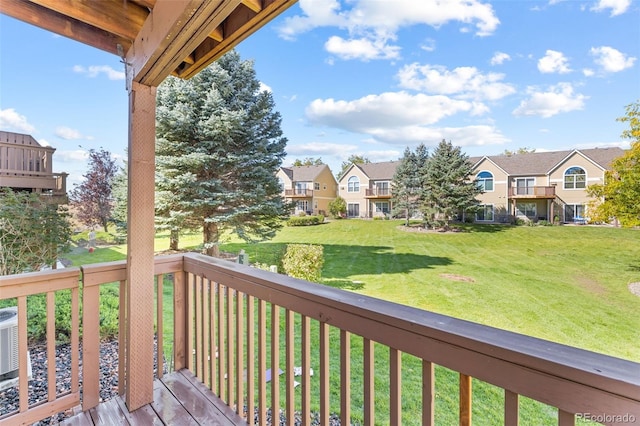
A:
[
  {"left": 1, "top": 254, "right": 639, "bottom": 425},
  {"left": 509, "top": 186, "right": 556, "bottom": 198}
]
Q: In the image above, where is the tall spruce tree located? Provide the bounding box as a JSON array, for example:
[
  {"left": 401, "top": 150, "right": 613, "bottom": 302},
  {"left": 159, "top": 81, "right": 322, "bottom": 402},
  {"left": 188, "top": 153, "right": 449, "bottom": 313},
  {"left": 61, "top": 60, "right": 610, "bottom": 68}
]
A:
[
  {"left": 392, "top": 144, "right": 429, "bottom": 225},
  {"left": 155, "top": 50, "right": 289, "bottom": 256},
  {"left": 421, "top": 140, "right": 481, "bottom": 229}
]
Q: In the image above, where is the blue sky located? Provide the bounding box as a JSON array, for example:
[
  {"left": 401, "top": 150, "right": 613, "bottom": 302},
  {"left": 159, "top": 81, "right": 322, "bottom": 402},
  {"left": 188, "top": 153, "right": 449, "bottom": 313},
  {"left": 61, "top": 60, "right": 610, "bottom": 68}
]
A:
[{"left": 1, "top": 0, "right": 638, "bottom": 186}]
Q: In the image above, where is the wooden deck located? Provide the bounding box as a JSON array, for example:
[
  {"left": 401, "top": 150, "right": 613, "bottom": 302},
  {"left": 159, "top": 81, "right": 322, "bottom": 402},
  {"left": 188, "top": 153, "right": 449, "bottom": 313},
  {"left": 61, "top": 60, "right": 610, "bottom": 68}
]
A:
[{"left": 61, "top": 369, "right": 246, "bottom": 426}]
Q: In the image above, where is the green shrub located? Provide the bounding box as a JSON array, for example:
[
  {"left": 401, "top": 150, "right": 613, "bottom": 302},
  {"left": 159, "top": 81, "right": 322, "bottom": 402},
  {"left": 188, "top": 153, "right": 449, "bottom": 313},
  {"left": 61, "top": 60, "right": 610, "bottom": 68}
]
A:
[
  {"left": 281, "top": 244, "right": 324, "bottom": 283},
  {"left": 328, "top": 196, "right": 347, "bottom": 219},
  {"left": 286, "top": 215, "right": 324, "bottom": 226}
]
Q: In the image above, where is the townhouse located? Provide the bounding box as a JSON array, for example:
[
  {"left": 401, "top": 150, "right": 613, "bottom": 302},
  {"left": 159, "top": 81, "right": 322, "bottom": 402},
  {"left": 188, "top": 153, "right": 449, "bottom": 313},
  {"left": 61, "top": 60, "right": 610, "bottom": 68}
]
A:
[
  {"left": 470, "top": 147, "right": 625, "bottom": 223},
  {"left": 337, "top": 161, "right": 400, "bottom": 218},
  {"left": 276, "top": 164, "right": 338, "bottom": 215}
]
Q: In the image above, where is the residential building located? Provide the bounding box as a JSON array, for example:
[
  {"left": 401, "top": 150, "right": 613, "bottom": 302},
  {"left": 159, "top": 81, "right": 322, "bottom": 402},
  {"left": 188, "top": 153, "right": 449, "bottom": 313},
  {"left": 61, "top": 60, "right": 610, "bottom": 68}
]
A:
[
  {"left": 470, "top": 147, "right": 624, "bottom": 223},
  {"left": 338, "top": 161, "right": 400, "bottom": 218},
  {"left": 276, "top": 164, "right": 338, "bottom": 215},
  {"left": 0, "top": 130, "right": 68, "bottom": 202}
]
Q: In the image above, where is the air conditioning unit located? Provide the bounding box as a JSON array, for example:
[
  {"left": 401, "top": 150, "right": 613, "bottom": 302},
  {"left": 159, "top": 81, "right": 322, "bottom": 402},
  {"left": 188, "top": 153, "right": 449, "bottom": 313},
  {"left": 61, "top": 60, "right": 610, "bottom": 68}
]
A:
[{"left": 0, "top": 306, "right": 19, "bottom": 381}]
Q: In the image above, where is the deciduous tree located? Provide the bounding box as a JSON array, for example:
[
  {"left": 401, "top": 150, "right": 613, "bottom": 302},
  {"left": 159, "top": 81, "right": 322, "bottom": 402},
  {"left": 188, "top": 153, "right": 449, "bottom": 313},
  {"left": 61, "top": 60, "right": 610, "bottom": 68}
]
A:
[
  {"left": 155, "top": 50, "right": 289, "bottom": 257},
  {"left": 0, "top": 189, "right": 72, "bottom": 275},
  {"left": 292, "top": 157, "right": 324, "bottom": 166},
  {"left": 69, "top": 148, "right": 117, "bottom": 232},
  {"left": 587, "top": 101, "right": 640, "bottom": 227},
  {"left": 338, "top": 154, "right": 371, "bottom": 179}
]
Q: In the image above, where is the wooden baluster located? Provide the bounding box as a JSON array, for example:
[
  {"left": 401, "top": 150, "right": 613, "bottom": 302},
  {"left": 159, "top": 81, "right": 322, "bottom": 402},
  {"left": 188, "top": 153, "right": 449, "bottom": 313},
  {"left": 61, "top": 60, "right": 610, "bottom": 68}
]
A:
[
  {"left": 320, "top": 322, "right": 330, "bottom": 424},
  {"left": 156, "top": 274, "right": 164, "bottom": 379},
  {"left": 258, "top": 299, "right": 267, "bottom": 425},
  {"left": 390, "top": 348, "right": 401, "bottom": 425},
  {"left": 195, "top": 276, "right": 203, "bottom": 381},
  {"left": 423, "top": 360, "right": 435, "bottom": 426},
  {"left": 301, "top": 315, "right": 311, "bottom": 426},
  {"left": 236, "top": 290, "right": 244, "bottom": 416},
  {"left": 271, "top": 305, "right": 281, "bottom": 425},
  {"left": 558, "top": 410, "right": 575, "bottom": 426},
  {"left": 460, "top": 373, "right": 472, "bottom": 426},
  {"left": 341, "top": 330, "right": 351, "bottom": 425},
  {"left": 246, "top": 295, "right": 255, "bottom": 425},
  {"left": 363, "top": 338, "right": 374, "bottom": 426},
  {"left": 505, "top": 390, "right": 519, "bottom": 426},
  {"left": 285, "top": 310, "right": 295, "bottom": 426}
]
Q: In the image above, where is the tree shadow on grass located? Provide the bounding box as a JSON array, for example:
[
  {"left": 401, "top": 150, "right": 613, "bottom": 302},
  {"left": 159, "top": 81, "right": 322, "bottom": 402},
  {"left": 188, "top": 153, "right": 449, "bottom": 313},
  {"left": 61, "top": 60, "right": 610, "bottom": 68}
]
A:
[{"left": 223, "top": 242, "right": 452, "bottom": 291}]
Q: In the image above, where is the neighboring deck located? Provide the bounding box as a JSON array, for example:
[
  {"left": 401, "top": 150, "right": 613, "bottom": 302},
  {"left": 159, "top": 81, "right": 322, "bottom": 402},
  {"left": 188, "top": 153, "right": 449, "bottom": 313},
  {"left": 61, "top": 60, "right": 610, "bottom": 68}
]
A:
[{"left": 61, "top": 369, "right": 245, "bottom": 426}]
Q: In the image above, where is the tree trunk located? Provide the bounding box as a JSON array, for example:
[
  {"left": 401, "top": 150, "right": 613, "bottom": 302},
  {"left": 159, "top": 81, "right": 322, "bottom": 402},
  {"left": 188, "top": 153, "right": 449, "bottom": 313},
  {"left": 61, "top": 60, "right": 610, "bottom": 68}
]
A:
[
  {"left": 203, "top": 221, "right": 220, "bottom": 257},
  {"left": 169, "top": 229, "right": 179, "bottom": 251}
]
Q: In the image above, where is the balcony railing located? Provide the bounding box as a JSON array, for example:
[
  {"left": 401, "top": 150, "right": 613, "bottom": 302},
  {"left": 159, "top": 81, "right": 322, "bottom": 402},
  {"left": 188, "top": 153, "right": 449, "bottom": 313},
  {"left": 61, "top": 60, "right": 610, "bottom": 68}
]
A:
[
  {"left": 1, "top": 254, "right": 639, "bottom": 425},
  {"left": 509, "top": 186, "right": 556, "bottom": 198},
  {"left": 284, "top": 189, "right": 313, "bottom": 197},
  {"left": 365, "top": 188, "right": 391, "bottom": 198}
]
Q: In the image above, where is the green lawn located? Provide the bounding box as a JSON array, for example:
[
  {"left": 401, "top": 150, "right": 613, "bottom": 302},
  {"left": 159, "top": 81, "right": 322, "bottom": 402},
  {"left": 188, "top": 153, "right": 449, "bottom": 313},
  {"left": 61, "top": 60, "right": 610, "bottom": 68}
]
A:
[{"left": 62, "top": 220, "right": 640, "bottom": 424}]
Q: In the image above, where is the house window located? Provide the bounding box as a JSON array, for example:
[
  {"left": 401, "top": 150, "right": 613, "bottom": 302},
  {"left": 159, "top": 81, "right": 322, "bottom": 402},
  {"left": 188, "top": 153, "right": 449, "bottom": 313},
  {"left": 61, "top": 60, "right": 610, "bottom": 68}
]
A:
[
  {"left": 564, "top": 204, "right": 585, "bottom": 222},
  {"left": 347, "top": 203, "right": 359, "bottom": 217},
  {"left": 476, "top": 204, "right": 494, "bottom": 221},
  {"left": 476, "top": 171, "right": 494, "bottom": 191},
  {"left": 348, "top": 176, "right": 360, "bottom": 192},
  {"left": 297, "top": 200, "right": 309, "bottom": 213},
  {"left": 295, "top": 182, "right": 308, "bottom": 195},
  {"left": 314, "top": 182, "right": 320, "bottom": 190},
  {"left": 564, "top": 167, "right": 586, "bottom": 189},
  {"left": 516, "top": 202, "right": 536, "bottom": 219},
  {"left": 278, "top": 178, "right": 285, "bottom": 191},
  {"left": 514, "top": 178, "right": 535, "bottom": 195},
  {"left": 374, "top": 202, "right": 389, "bottom": 214},
  {"left": 375, "top": 182, "right": 390, "bottom": 196}
]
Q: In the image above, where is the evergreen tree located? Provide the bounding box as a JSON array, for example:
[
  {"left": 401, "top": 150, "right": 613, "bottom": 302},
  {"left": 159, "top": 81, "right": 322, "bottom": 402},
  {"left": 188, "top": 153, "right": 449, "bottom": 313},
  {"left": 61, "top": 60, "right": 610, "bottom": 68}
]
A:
[
  {"left": 421, "top": 140, "right": 481, "bottom": 229},
  {"left": 69, "top": 148, "right": 117, "bottom": 232},
  {"left": 155, "top": 50, "right": 289, "bottom": 257},
  {"left": 392, "top": 144, "right": 429, "bottom": 226},
  {"left": 110, "top": 165, "right": 128, "bottom": 234},
  {"left": 587, "top": 100, "right": 640, "bottom": 227}
]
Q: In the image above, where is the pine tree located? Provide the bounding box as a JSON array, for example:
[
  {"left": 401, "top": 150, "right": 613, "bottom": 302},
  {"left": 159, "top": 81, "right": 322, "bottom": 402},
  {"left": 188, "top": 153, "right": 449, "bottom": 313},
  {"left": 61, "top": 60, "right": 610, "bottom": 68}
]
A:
[
  {"left": 69, "top": 148, "right": 117, "bottom": 232},
  {"left": 155, "top": 50, "right": 289, "bottom": 256},
  {"left": 392, "top": 144, "right": 428, "bottom": 226},
  {"left": 421, "top": 140, "right": 481, "bottom": 230}
]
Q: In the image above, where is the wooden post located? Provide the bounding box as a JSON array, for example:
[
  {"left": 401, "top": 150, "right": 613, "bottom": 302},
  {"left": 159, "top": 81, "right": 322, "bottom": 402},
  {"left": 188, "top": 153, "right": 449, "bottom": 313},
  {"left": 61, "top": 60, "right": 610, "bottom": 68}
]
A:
[{"left": 125, "top": 81, "right": 157, "bottom": 411}]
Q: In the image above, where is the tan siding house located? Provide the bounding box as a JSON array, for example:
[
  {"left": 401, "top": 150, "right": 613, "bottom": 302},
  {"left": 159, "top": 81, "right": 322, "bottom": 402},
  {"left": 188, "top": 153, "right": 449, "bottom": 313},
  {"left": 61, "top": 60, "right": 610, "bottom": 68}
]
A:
[
  {"left": 471, "top": 148, "right": 624, "bottom": 223},
  {"left": 0, "top": 131, "right": 68, "bottom": 201},
  {"left": 338, "top": 161, "right": 400, "bottom": 218},
  {"left": 276, "top": 164, "right": 337, "bottom": 215}
]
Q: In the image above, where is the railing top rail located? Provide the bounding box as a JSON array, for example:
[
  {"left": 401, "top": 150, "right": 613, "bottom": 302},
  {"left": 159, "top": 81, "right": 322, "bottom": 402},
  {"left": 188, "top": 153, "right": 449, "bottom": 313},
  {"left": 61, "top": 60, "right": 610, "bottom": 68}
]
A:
[
  {"left": 182, "top": 252, "right": 640, "bottom": 415},
  {"left": 0, "top": 267, "right": 81, "bottom": 298},
  {"left": 81, "top": 253, "right": 185, "bottom": 286}
]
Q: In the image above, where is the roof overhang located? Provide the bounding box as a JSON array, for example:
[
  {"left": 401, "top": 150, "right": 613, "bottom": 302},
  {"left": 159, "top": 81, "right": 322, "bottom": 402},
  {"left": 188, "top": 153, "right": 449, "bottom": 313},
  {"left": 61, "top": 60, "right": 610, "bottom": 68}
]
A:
[{"left": 1, "top": 0, "right": 297, "bottom": 86}]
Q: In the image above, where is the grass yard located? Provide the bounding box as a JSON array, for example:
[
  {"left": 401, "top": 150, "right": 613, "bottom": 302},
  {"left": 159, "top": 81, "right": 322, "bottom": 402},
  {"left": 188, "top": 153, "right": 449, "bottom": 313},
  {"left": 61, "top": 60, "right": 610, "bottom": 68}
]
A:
[{"left": 61, "top": 220, "right": 640, "bottom": 424}]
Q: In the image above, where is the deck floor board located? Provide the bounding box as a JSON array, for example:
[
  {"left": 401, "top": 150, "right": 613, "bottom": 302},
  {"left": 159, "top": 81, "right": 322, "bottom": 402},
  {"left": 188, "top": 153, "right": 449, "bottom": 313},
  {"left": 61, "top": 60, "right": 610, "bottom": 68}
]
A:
[{"left": 60, "top": 369, "right": 244, "bottom": 425}]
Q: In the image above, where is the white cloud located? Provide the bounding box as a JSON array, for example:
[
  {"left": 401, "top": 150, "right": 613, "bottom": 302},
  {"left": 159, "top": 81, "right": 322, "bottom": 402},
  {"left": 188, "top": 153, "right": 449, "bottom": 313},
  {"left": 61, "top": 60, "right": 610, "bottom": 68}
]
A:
[
  {"left": 55, "top": 126, "right": 93, "bottom": 140},
  {"left": 537, "top": 50, "right": 571, "bottom": 74},
  {"left": 397, "top": 63, "right": 516, "bottom": 101},
  {"left": 589, "top": 46, "right": 636, "bottom": 72},
  {"left": 259, "top": 82, "right": 272, "bottom": 93},
  {"left": 590, "top": 0, "right": 631, "bottom": 16},
  {"left": 325, "top": 36, "right": 401, "bottom": 61},
  {"left": 73, "top": 65, "right": 125, "bottom": 80},
  {"left": 582, "top": 68, "right": 595, "bottom": 77},
  {"left": 365, "top": 124, "right": 510, "bottom": 147},
  {"left": 306, "top": 92, "right": 475, "bottom": 133},
  {"left": 490, "top": 52, "right": 511, "bottom": 65},
  {"left": 278, "top": 0, "right": 500, "bottom": 61},
  {"left": 0, "top": 108, "right": 36, "bottom": 133},
  {"left": 512, "top": 83, "right": 588, "bottom": 118}
]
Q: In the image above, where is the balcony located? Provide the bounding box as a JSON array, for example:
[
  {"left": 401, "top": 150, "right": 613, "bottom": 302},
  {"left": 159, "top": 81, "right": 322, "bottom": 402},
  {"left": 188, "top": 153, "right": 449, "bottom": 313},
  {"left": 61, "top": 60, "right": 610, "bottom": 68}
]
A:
[
  {"left": 1, "top": 254, "right": 638, "bottom": 425},
  {"left": 365, "top": 188, "right": 392, "bottom": 198},
  {"left": 284, "top": 189, "right": 313, "bottom": 198},
  {"left": 509, "top": 186, "right": 556, "bottom": 199}
]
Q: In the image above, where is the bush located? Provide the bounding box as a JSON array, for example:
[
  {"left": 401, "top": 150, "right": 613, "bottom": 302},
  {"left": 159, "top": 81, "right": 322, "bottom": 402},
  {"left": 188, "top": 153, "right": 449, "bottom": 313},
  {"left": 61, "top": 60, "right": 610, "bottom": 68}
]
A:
[
  {"left": 281, "top": 244, "right": 324, "bottom": 282},
  {"left": 287, "top": 215, "right": 324, "bottom": 226},
  {"left": 328, "top": 196, "right": 347, "bottom": 219}
]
